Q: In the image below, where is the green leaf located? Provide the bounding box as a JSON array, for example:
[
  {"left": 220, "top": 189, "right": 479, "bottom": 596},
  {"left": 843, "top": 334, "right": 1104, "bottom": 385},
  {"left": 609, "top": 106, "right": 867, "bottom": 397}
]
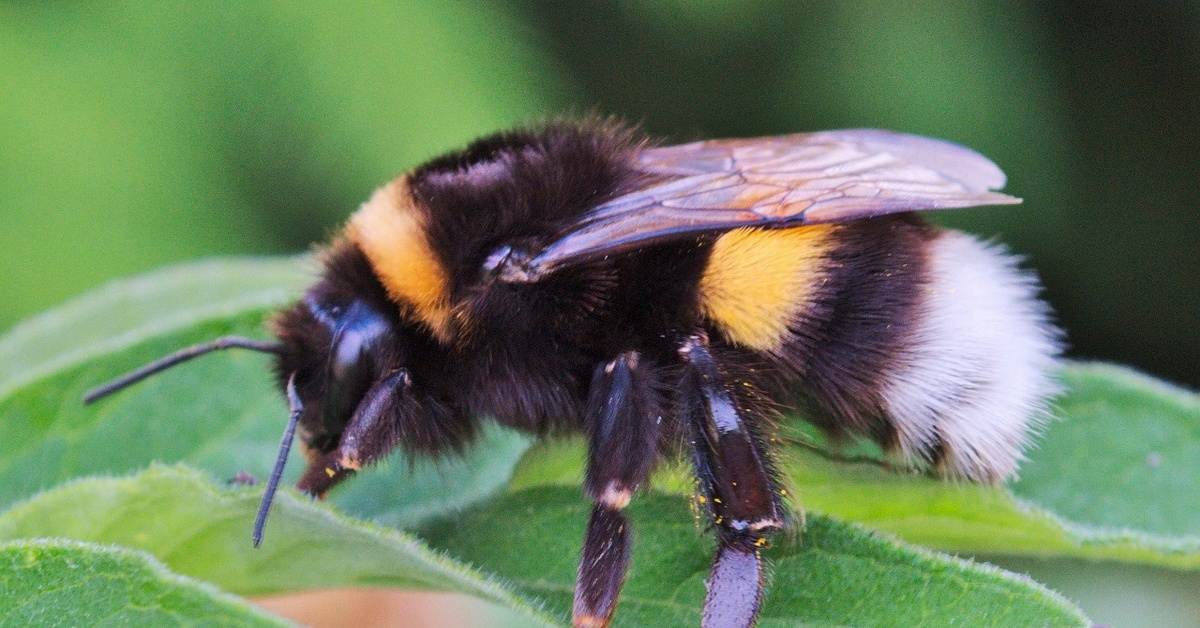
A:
[
  {"left": 332, "top": 423, "right": 532, "bottom": 529},
  {"left": 0, "top": 538, "right": 288, "bottom": 627},
  {"left": 510, "top": 362, "right": 1200, "bottom": 570},
  {"left": 0, "top": 256, "right": 308, "bottom": 401},
  {"left": 0, "top": 467, "right": 1084, "bottom": 627},
  {"left": 0, "top": 465, "right": 556, "bottom": 626},
  {"left": 1012, "top": 363, "right": 1200, "bottom": 537},
  {"left": 420, "top": 486, "right": 1088, "bottom": 627},
  {"left": 0, "top": 256, "right": 531, "bottom": 523},
  {"left": 0, "top": 259, "right": 300, "bottom": 510}
]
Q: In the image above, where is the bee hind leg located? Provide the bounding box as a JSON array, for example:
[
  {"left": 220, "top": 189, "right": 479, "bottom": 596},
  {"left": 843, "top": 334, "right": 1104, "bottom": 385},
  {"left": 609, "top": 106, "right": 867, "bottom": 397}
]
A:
[
  {"left": 678, "top": 332, "right": 783, "bottom": 628},
  {"left": 574, "top": 351, "right": 662, "bottom": 628}
]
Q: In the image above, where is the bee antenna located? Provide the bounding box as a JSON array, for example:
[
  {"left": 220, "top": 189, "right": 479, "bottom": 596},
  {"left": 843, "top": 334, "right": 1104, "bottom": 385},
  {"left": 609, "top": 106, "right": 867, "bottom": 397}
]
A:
[
  {"left": 82, "top": 336, "right": 283, "bottom": 404},
  {"left": 253, "top": 373, "right": 302, "bottom": 548}
]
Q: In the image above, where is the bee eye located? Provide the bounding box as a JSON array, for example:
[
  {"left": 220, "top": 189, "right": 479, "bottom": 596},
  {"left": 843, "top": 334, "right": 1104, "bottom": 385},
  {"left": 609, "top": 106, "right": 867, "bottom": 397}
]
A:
[{"left": 320, "top": 300, "right": 394, "bottom": 437}]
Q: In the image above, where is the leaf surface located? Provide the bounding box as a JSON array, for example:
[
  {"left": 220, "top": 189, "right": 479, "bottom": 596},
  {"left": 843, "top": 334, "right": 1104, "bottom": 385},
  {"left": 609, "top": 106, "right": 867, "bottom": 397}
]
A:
[
  {"left": 420, "top": 486, "right": 1088, "bottom": 627},
  {"left": 0, "top": 468, "right": 1085, "bottom": 628},
  {"left": 0, "top": 539, "right": 289, "bottom": 627},
  {"left": 0, "top": 466, "right": 557, "bottom": 626},
  {"left": 0, "top": 257, "right": 530, "bottom": 524}
]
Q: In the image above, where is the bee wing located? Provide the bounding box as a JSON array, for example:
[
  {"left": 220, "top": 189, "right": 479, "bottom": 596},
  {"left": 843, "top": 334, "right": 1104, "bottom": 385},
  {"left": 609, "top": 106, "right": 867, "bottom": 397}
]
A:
[{"left": 526, "top": 129, "right": 1019, "bottom": 274}]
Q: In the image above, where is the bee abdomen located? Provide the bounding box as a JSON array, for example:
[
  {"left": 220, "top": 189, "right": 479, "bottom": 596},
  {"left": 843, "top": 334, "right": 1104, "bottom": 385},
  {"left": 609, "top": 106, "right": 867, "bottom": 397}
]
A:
[
  {"left": 880, "top": 230, "right": 1062, "bottom": 482},
  {"left": 770, "top": 216, "right": 1062, "bottom": 483}
]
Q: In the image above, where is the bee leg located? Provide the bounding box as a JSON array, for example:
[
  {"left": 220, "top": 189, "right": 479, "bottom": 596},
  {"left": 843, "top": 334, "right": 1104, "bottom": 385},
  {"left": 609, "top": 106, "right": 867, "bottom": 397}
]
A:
[
  {"left": 678, "top": 332, "right": 783, "bottom": 628},
  {"left": 296, "top": 369, "right": 411, "bottom": 496},
  {"left": 574, "top": 351, "right": 662, "bottom": 628}
]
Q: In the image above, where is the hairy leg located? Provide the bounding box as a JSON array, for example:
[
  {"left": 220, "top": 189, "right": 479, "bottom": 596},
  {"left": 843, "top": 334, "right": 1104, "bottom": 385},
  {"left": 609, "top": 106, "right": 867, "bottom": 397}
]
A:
[
  {"left": 573, "top": 351, "right": 662, "bottom": 628},
  {"left": 678, "top": 333, "right": 783, "bottom": 628}
]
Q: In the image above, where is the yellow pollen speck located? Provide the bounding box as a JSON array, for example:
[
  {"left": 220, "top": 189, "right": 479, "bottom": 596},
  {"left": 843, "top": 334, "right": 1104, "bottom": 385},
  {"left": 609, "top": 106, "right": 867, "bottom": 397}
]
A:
[
  {"left": 713, "top": 498, "right": 722, "bottom": 504},
  {"left": 755, "top": 538, "right": 767, "bottom": 547},
  {"left": 699, "top": 225, "right": 833, "bottom": 352},
  {"left": 698, "top": 496, "right": 707, "bottom": 504},
  {"left": 780, "top": 489, "right": 788, "bottom": 495},
  {"left": 325, "top": 468, "right": 336, "bottom": 478}
]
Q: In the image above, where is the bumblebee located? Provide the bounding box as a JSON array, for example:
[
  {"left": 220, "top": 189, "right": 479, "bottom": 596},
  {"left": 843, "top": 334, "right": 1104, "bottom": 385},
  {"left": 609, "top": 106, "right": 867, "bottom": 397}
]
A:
[{"left": 86, "top": 120, "right": 1061, "bottom": 628}]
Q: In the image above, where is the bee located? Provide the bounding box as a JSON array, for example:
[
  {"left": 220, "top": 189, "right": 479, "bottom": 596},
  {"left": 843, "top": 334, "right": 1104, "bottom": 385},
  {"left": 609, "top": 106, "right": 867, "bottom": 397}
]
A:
[{"left": 85, "top": 120, "right": 1061, "bottom": 628}]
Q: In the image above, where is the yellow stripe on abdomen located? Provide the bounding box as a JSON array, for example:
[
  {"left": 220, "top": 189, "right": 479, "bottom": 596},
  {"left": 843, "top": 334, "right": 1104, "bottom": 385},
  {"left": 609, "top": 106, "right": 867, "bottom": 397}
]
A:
[{"left": 699, "top": 225, "right": 834, "bottom": 352}]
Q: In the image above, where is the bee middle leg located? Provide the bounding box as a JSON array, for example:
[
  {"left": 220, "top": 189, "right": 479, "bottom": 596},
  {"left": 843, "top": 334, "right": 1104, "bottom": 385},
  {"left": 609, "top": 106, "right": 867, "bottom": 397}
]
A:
[
  {"left": 678, "top": 332, "right": 783, "bottom": 628},
  {"left": 574, "top": 350, "right": 662, "bottom": 628}
]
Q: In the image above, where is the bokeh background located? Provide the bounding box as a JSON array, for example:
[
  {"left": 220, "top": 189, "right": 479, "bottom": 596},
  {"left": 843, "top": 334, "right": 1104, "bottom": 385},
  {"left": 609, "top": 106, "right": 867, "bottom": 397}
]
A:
[
  {"left": 3, "top": 0, "right": 1199, "bottom": 390},
  {"left": 2, "top": 2, "right": 1197, "bottom": 626}
]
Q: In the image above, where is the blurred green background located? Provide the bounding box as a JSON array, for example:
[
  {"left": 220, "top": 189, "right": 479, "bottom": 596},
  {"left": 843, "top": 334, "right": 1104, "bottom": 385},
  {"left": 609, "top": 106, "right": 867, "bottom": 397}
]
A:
[
  {"left": 2, "top": 1, "right": 1198, "bottom": 389},
  {"left": 2, "top": 2, "right": 1198, "bottom": 626}
]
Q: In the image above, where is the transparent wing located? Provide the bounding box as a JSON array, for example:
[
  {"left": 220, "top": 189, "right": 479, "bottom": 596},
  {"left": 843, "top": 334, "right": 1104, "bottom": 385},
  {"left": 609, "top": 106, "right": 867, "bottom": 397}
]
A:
[{"left": 526, "top": 129, "right": 1019, "bottom": 275}]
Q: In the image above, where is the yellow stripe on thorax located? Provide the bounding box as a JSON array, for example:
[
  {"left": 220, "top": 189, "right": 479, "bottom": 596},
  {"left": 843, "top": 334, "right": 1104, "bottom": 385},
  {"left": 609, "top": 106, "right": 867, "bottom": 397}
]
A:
[
  {"left": 347, "top": 178, "right": 452, "bottom": 342},
  {"left": 699, "top": 225, "right": 834, "bottom": 352}
]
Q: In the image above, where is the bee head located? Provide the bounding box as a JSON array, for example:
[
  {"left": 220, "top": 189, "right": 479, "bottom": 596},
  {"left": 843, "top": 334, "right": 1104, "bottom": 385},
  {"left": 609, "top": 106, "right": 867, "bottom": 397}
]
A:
[
  {"left": 82, "top": 264, "right": 413, "bottom": 548},
  {"left": 272, "top": 284, "right": 402, "bottom": 463}
]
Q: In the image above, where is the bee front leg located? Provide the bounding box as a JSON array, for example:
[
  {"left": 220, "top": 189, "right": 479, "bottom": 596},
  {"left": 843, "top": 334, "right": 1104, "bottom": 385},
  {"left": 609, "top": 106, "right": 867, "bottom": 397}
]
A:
[
  {"left": 574, "top": 351, "right": 662, "bottom": 628},
  {"left": 296, "top": 369, "right": 411, "bottom": 497},
  {"left": 678, "top": 332, "right": 783, "bottom": 628}
]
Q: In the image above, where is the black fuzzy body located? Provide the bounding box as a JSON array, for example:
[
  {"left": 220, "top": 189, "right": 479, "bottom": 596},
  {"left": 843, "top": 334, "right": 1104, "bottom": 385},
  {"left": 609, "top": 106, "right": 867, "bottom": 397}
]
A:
[
  {"left": 272, "top": 121, "right": 931, "bottom": 480},
  {"left": 774, "top": 214, "right": 936, "bottom": 448}
]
